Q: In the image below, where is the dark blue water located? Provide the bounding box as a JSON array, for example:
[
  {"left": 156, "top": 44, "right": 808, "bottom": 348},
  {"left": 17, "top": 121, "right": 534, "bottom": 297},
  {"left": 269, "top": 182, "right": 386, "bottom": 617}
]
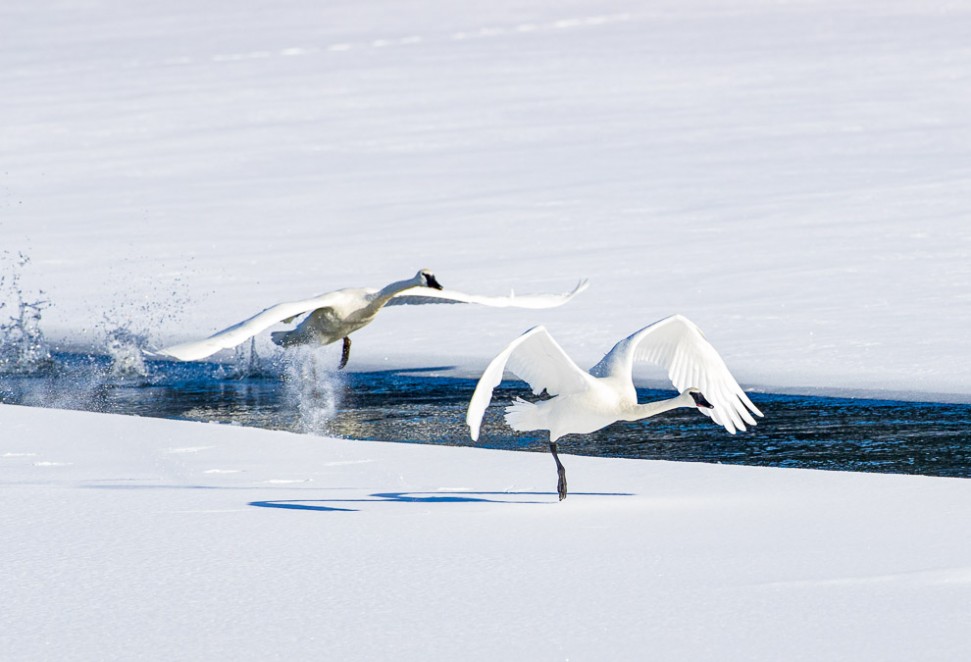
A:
[{"left": 2, "top": 351, "right": 969, "bottom": 478}]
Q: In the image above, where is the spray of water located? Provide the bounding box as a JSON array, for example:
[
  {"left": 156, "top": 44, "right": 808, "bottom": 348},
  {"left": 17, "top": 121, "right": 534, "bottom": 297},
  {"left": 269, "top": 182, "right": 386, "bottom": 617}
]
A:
[
  {"left": 0, "top": 254, "right": 345, "bottom": 435},
  {"left": 282, "top": 346, "right": 345, "bottom": 434},
  {"left": 104, "top": 324, "right": 150, "bottom": 379},
  {"left": 0, "top": 252, "right": 53, "bottom": 375},
  {"left": 217, "top": 338, "right": 281, "bottom": 380},
  {"left": 0, "top": 251, "right": 202, "bottom": 409},
  {"left": 98, "top": 265, "right": 193, "bottom": 379}
]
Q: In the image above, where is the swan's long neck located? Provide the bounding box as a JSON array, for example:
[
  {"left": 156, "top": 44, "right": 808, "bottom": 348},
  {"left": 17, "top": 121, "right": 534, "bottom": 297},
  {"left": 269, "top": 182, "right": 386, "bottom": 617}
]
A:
[
  {"left": 370, "top": 276, "right": 422, "bottom": 307},
  {"left": 621, "top": 391, "right": 695, "bottom": 422}
]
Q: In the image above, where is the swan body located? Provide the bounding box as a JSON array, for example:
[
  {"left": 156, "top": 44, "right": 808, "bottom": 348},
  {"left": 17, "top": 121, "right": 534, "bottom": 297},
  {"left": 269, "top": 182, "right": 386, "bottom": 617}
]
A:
[
  {"left": 466, "top": 315, "right": 762, "bottom": 499},
  {"left": 159, "top": 270, "right": 589, "bottom": 368}
]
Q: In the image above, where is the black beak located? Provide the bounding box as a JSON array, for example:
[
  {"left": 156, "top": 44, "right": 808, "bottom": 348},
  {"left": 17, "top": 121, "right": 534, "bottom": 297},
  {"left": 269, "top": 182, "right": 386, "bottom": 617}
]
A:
[
  {"left": 690, "top": 391, "right": 714, "bottom": 409},
  {"left": 425, "top": 274, "right": 444, "bottom": 290}
]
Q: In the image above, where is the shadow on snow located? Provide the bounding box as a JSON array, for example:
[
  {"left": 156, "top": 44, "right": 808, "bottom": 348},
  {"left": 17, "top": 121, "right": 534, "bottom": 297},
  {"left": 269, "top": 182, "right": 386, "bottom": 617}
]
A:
[{"left": 248, "top": 490, "right": 633, "bottom": 512}]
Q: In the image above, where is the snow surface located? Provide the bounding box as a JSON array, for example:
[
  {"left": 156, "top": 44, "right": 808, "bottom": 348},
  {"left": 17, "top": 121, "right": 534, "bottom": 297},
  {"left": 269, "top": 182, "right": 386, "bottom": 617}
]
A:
[
  {"left": 3, "top": 1, "right": 971, "bottom": 659},
  {"left": 3, "top": 404, "right": 971, "bottom": 661},
  {"left": 2, "top": 0, "right": 970, "bottom": 398}
]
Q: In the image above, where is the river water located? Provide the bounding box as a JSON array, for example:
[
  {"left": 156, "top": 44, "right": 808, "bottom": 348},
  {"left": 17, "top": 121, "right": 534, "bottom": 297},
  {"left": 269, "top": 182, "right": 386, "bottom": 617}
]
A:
[{"left": 2, "top": 351, "right": 969, "bottom": 478}]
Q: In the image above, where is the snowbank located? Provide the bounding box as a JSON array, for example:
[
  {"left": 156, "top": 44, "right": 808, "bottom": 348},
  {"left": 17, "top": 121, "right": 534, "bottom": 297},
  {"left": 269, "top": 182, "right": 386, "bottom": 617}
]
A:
[{"left": 3, "top": 404, "right": 969, "bottom": 661}]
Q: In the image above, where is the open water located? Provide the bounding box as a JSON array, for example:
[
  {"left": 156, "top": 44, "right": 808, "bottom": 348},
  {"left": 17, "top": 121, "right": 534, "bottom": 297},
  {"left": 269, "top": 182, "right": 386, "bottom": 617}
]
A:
[{"left": 1, "top": 350, "right": 969, "bottom": 478}]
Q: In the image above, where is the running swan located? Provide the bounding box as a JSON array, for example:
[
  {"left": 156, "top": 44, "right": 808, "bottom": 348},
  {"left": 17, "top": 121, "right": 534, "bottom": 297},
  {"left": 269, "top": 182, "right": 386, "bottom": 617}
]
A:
[
  {"left": 466, "top": 315, "right": 762, "bottom": 500},
  {"left": 159, "top": 270, "right": 588, "bottom": 369}
]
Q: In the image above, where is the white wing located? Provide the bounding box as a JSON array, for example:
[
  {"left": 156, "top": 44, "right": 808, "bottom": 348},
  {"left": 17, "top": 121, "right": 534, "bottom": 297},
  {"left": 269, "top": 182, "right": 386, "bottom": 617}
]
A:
[
  {"left": 466, "top": 326, "right": 591, "bottom": 441},
  {"left": 590, "top": 314, "right": 762, "bottom": 434},
  {"left": 387, "top": 279, "right": 588, "bottom": 309},
  {"left": 157, "top": 291, "right": 344, "bottom": 361}
]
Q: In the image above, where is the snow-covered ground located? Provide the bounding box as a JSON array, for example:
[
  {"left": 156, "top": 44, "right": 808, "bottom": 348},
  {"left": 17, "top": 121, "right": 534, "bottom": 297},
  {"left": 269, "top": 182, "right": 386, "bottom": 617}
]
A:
[
  {"left": 3, "top": 0, "right": 971, "bottom": 659},
  {"left": 3, "top": 404, "right": 970, "bottom": 661},
  {"left": 3, "top": 0, "right": 970, "bottom": 397}
]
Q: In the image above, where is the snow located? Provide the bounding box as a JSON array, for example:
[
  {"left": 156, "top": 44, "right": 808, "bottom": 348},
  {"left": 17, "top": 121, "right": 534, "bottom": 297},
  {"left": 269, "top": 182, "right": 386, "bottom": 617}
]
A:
[
  {"left": 2, "top": 0, "right": 971, "bottom": 659},
  {"left": 3, "top": 404, "right": 970, "bottom": 661},
  {"left": 2, "top": 0, "right": 970, "bottom": 397}
]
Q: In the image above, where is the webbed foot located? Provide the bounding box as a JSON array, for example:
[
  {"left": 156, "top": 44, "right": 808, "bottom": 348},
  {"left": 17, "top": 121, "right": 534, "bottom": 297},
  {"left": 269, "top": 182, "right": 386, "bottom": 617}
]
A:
[{"left": 550, "top": 441, "right": 568, "bottom": 501}]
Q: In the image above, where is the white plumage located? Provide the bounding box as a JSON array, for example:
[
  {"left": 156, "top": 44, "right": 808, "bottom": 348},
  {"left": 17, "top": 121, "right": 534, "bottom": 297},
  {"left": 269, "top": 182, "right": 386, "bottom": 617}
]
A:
[
  {"left": 158, "top": 270, "right": 588, "bottom": 368},
  {"left": 466, "top": 315, "right": 762, "bottom": 499}
]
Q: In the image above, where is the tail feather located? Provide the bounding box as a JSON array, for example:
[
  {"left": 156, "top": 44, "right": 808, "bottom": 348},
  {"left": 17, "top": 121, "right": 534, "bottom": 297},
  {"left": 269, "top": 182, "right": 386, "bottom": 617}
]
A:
[{"left": 504, "top": 397, "right": 544, "bottom": 432}]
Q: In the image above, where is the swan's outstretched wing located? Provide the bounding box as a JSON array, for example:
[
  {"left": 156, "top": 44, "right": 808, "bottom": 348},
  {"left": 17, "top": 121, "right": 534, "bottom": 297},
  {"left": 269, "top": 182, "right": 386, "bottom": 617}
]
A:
[
  {"left": 158, "top": 292, "right": 344, "bottom": 361},
  {"left": 466, "top": 326, "right": 591, "bottom": 441},
  {"left": 591, "top": 314, "right": 762, "bottom": 434},
  {"left": 387, "top": 279, "right": 588, "bottom": 309}
]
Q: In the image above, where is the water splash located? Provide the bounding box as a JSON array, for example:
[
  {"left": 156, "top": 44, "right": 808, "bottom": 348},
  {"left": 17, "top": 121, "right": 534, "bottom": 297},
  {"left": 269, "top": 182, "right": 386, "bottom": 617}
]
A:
[
  {"left": 218, "top": 338, "right": 281, "bottom": 379},
  {"left": 104, "top": 325, "right": 150, "bottom": 378},
  {"left": 0, "top": 253, "right": 343, "bottom": 426},
  {"left": 0, "top": 252, "right": 53, "bottom": 374},
  {"left": 282, "top": 346, "right": 345, "bottom": 434},
  {"left": 98, "top": 267, "right": 193, "bottom": 379}
]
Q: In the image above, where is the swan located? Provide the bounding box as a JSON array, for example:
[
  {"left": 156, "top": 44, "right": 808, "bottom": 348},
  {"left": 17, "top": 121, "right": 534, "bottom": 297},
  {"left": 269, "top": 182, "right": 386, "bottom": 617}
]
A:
[
  {"left": 158, "top": 270, "right": 589, "bottom": 369},
  {"left": 466, "top": 315, "right": 762, "bottom": 500}
]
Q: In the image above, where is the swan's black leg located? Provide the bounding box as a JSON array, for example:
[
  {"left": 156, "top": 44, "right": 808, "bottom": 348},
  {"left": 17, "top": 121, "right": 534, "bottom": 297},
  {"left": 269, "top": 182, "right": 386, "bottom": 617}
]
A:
[
  {"left": 550, "top": 441, "right": 568, "bottom": 501},
  {"left": 337, "top": 336, "right": 351, "bottom": 370}
]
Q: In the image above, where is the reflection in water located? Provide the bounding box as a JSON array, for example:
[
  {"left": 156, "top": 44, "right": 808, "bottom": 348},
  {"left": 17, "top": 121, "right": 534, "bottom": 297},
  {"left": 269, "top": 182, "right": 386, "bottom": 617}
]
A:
[{"left": 1, "top": 351, "right": 969, "bottom": 478}]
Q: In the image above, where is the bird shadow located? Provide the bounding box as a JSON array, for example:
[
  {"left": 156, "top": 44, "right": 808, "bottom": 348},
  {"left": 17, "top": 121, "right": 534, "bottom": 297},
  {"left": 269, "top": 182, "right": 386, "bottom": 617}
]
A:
[{"left": 248, "top": 490, "right": 632, "bottom": 512}]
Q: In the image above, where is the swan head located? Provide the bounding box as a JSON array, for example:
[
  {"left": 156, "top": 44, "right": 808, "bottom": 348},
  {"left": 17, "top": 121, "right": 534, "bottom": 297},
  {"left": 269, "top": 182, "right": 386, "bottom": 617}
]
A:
[
  {"left": 417, "top": 269, "right": 444, "bottom": 290},
  {"left": 685, "top": 388, "right": 714, "bottom": 409}
]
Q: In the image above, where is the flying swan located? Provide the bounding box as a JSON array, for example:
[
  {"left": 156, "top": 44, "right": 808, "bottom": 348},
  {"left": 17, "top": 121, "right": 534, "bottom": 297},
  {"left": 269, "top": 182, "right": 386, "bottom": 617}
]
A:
[
  {"left": 159, "top": 270, "right": 589, "bottom": 369},
  {"left": 466, "top": 315, "right": 762, "bottom": 500}
]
